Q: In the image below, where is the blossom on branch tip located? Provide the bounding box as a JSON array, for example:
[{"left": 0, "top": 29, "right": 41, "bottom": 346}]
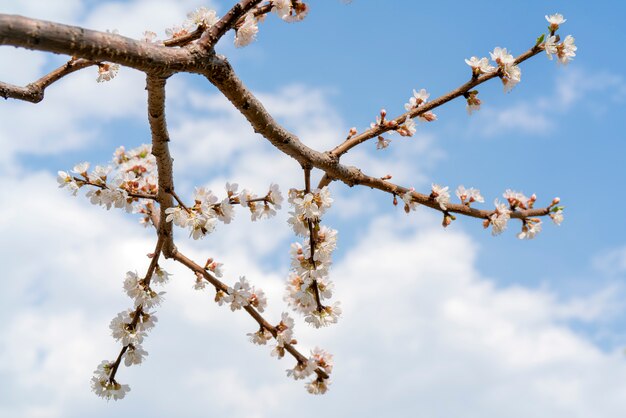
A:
[
  {"left": 91, "top": 361, "right": 130, "bottom": 400},
  {"left": 306, "top": 378, "right": 330, "bottom": 395},
  {"left": 546, "top": 13, "right": 566, "bottom": 32},
  {"left": 550, "top": 208, "right": 564, "bottom": 225}
]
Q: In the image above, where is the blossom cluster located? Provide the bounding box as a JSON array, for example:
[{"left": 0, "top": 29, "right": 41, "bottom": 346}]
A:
[
  {"left": 91, "top": 265, "right": 170, "bottom": 400},
  {"left": 287, "top": 347, "right": 334, "bottom": 394},
  {"left": 58, "top": 144, "right": 157, "bottom": 220},
  {"left": 165, "top": 183, "right": 283, "bottom": 240},
  {"left": 543, "top": 13, "right": 577, "bottom": 65},
  {"left": 213, "top": 276, "right": 268, "bottom": 313},
  {"left": 462, "top": 13, "right": 575, "bottom": 112},
  {"left": 284, "top": 187, "right": 341, "bottom": 328},
  {"left": 400, "top": 184, "right": 563, "bottom": 239}
]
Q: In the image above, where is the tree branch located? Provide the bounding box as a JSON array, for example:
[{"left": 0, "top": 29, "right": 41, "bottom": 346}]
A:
[
  {"left": 204, "top": 53, "right": 552, "bottom": 222},
  {"left": 330, "top": 46, "right": 544, "bottom": 157},
  {"left": 198, "top": 0, "right": 265, "bottom": 49},
  {"left": 147, "top": 74, "right": 177, "bottom": 257},
  {"left": 171, "top": 249, "right": 330, "bottom": 380},
  {"left": 0, "top": 57, "right": 94, "bottom": 102},
  {"left": 0, "top": 14, "right": 203, "bottom": 74}
]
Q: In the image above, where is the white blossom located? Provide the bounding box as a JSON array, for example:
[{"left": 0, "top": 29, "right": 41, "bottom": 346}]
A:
[
  {"left": 550, "top": 208, "right": 564, "bottom": 225},
  {"left": 490, "top": 199, "right": 511, "bottom": 236},
  {"left": 404, "top": 88, "right": 430, "bottom": 110},
  {"left": 456, "top": 185, "right": 484, "bottom": 204},
  {"left": 465, "top": 56, "right": 495, "bottom": 75},
  {"left": 397, "top": 116, "right": 416, "bottom": 137},
  {"left": 490, "top": 47, "right": 515, "bottom": 66},
  {"left": 401, "top": 189, "right": 419, "bottom": 213},
  {"left": 186, "top": 7, "right": 218, "bottom": 27},
  {"left": 517, "top": 220, "right": 542, "bottom": 240},
  {"left": 431, "top": 184, "right": 450, "bottom": 210},
  {"left": 96, "top": 63, "right": 120, "bottom": 83},
  {"left": 286, "top": 359, "right": 317, "bottom": 380},
  {"left": 234, "top": 14, "right": 258, "bottom": 47},
  {"left": 247, "top": 328, "right": 273, "bottom": 345},
  {"left": 124, "top": 344, "right": 148, "bottom": 366},
  {"left": 546, "top": 13, "right": 566, "bottom": 31},
  {"left": 306, "top": 378, "right": 329, "bottom": 395}
]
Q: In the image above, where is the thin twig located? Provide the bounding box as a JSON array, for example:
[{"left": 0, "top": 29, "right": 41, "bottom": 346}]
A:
[
  {"left": 171, "top": 249, "right": 330, "bottom": 380},
  {"left": 330, "top": 46, "right": 544, "bottom": 157},
  {"left": 0, "top": 58, "right": 94, "bottom": 102}
]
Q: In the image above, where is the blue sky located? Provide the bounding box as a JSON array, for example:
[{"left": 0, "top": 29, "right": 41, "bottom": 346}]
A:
[{"left": 1, "top": 1, "right": 626, "bottom": 417}]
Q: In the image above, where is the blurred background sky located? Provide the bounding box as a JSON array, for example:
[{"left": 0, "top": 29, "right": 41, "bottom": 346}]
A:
[{"left": 1, "top": 1, "right": 626, "bottom": 417}]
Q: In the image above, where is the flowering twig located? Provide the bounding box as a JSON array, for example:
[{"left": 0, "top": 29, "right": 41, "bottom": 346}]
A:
[
  {"left": 171, "top": 249, "right": 330, "bottom": 381},
  {"left": 329, "top": 45, "right": 544, "bottom": 157},
  {"left": 199, "top": 0, "right": 265, "bottom": 49}
]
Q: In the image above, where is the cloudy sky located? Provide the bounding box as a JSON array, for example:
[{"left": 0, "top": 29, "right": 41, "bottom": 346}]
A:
[{"left": 1, "top": 1, "right": 626, "bottom": 417}]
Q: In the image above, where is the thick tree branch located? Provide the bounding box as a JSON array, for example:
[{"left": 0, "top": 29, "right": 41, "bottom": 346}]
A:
[
  {"left": 147, "top": 74, "right": 177, "bottom": 257},
  {"left": 0, "top": 57, "right": 94, "bottom": 102},
  {"left": 0, "top": 14, "right": 204, "bottom": 74}
]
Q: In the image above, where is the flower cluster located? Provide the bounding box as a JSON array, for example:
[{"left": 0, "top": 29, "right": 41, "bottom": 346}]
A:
[
  {"left": 404, "top": 88, "right": 437, "bottom": 123},
  {"left": 286, "top": 346, "right": 333, "bottom": 394},
  {"left": 285, "top": 187, "right": 341, "bottom": 328},
  {"left": 91, "top": 361, "right": 130, "bottom": 401},
  {"left": 463, "top": 13, "right": 575, "bottom": 97},
  {"left": 456, "top": 185, "right": 484, "bottom": 205},
  {"left": 58, "top": 144, "right": 157, "bottom": 219},
  {"left": 163, "top": 7, "right": 219, "bottom": 40},
  {"left": 92, "top": 264, "right": 169, "bottom": 400},
  {"left": 481, "top": 190, "right": 564, "bottom": 238},
  {"left": 214, "top": 276, "right": 268, "bottom": 312},
  {"left": 165, "top": 182, "right": 282, "bottom": 240},
  {"left": 543, "top": 14, "right": 576, "bottom": 64},
  {"left": 273, "top": 0, "right": 309, "bottom": 22}
]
